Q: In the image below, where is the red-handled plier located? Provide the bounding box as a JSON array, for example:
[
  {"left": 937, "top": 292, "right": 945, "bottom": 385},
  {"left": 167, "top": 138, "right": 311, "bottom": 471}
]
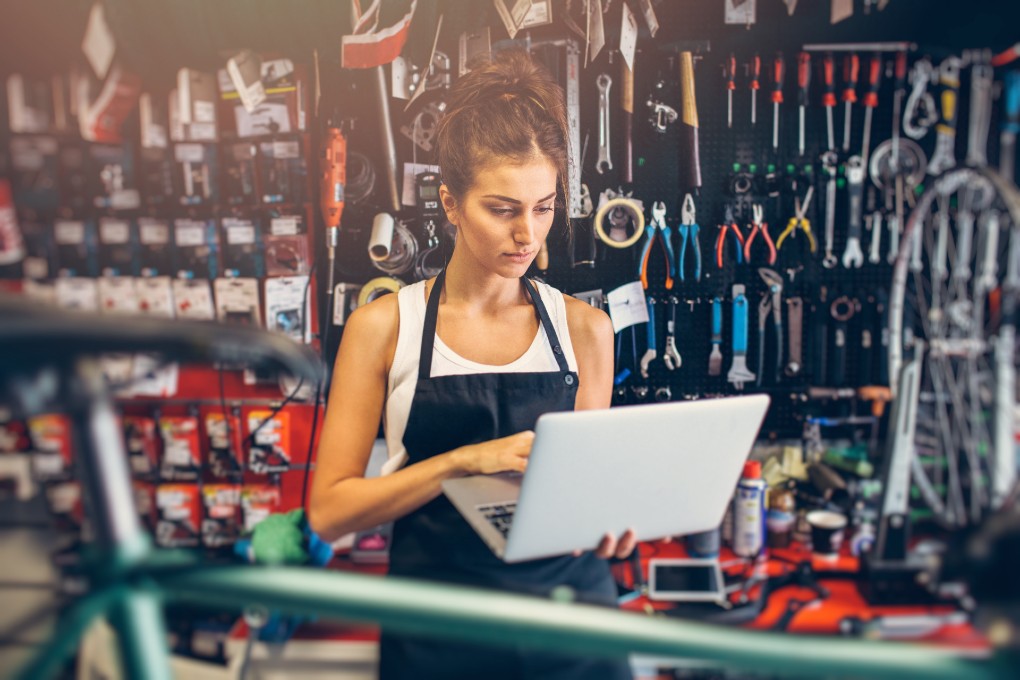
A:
[
  {"left": 715, "top": 205, "right": 745, "bottom": 268},
  {"left": 743, "top": 204, "right": 776, "bottom": 265}
]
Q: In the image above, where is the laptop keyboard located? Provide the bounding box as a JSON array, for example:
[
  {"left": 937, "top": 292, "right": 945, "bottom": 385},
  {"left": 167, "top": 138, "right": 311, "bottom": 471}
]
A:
[{"left": 478, "top": 501, "right": 517, "bottom": 538}]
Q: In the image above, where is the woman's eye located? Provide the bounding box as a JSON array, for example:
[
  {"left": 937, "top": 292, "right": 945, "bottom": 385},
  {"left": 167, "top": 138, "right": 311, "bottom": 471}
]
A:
[
  {"left": 535, "top": 206, "right": 555, "bottom": 215},
  {"left": 490, "top": 208, "right": 515, "bottom": 217}
]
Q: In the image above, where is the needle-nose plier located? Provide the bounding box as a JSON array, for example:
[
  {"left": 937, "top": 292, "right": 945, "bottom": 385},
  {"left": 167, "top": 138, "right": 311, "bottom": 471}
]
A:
[
  {"left": 639, "top": 201, "right": 675, "bottom": 289},
  {"left": 776, "top": 185, "right": 817, "bottom": 253},
  {"left": 677, "top": 193, "right": 702, "bottom": 282},
  {"left": 715, "top": 204, "right": 745, "bottom": 268},
  {"left": 743, "top": 203, "right": 777, "bottom": 265}
]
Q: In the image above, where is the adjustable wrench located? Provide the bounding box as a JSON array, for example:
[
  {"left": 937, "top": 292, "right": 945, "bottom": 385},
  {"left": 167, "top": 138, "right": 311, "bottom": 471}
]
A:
[
  {"left": 821, "top": 151, "right": 839, "bottom": 268},
  {"left": 727, "top": 285, "right": 756, "bottom": 390},
  {"left": 841, "top": 155, "right": 865, "bottom": 268},
  {"left": 640, "top": 296, "right": 657, "bottom": 378},
  {"left": 596, "top": 74, "right": 613, "bottom": 174},
  {"left": 663, "top": 296, "right": 682, "bottom": 370},
  {"left": 927, "top": 56, "right": 962, "bottom": 176},
  {"left": 785, "top": 297, "right": 804, "bottom": 377}
]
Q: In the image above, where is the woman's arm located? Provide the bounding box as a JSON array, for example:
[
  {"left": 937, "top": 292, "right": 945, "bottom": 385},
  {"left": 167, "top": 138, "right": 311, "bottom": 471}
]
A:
[{"left": 308, "top": 295, "right": 533, "bottom": 543}]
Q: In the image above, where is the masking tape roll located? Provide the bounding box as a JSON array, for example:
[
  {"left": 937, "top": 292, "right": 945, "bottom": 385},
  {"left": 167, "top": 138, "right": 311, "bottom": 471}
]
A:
[
  {"left": 357, "top": 276, "right": 405, "bottom": 307},
  {"left": 593, "top": 197, "right": 645, "bottom": 248}
]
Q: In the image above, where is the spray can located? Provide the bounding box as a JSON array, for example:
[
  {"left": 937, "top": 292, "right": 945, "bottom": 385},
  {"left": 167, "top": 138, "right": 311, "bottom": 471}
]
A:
[{"left": 733, "top": 460, "right": 767, "bottom": 558}]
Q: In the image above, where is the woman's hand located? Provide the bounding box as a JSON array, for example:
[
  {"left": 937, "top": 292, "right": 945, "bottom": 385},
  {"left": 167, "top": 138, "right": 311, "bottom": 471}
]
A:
[
  {"left": 449, "top": 431, "right": 535, "bottom": 476},
  {"left": 577, "top": 528, "right": 638, "bottom": 560}
]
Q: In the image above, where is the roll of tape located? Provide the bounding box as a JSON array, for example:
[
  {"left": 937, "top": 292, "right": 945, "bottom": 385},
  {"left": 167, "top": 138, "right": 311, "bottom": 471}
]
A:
[
  {"left": 368, "top": 213, "right": 396, "bottom": 262},
  {"left": 593, "top": 197, "right": 645, "bottom": 248},
  {"left": 357, "top": 276, "right": 404, "bottom": 307}
]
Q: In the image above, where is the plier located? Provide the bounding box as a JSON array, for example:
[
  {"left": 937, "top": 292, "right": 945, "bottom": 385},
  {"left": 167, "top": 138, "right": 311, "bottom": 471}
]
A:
[
  {"left": 776, "top": 185, "right": 817, "bottom": 253},
  {"left": 743, "top": 204, "right": 776, "bottom": 265},
  {"left": 715, "top": 205, "right": 745, "bottom": 268},
  {"left": 639, "top": 201, "right": 675, "bottom": 289},
  {"left": 677, "top": 193, "right": 702, "bottom": 282}
]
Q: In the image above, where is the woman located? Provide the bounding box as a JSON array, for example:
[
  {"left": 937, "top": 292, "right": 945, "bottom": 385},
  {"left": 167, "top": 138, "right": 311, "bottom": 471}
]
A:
[{"left": 309, "top": 50, "right": 634, "bottom": 680}]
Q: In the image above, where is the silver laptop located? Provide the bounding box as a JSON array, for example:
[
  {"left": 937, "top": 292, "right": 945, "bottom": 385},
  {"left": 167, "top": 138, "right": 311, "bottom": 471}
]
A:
[{"left": 441, "top": 394, "right": 770, "bottom": 563}]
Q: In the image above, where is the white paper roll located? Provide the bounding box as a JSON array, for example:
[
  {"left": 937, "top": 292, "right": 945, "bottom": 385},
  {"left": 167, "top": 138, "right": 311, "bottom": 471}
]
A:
[{"left": 368, "top": 212, "right": 395, "bottom": 262}]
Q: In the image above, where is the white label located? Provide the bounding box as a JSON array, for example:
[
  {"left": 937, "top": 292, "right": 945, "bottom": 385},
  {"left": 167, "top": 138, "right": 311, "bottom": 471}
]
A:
[
  {"left": 270, "top": 217, "right": 299, "bottom": 235},
  {"left": 55, "top": 277, "right": 100, "bottom": 312},
  {"left": 54, "top": 221, "right": 85, "bottom": 245},
  {"left": 606, "top": 281, "right": 649, "bottom": 333},
  {"left": 187, "top": 122, "right": 217, "bottom": 141},
  {"left": 139, "top": 220, "right": 169, "bottom": 245},
  {"left": 100, "top": 219, "right": 130, "bottom": 244},
  {"left": 619, "top": 2, "right": 638, "bottom": 73},
  {"left": 266, "top": 275, "right": 310, "bottom": 342},
  {"left": 520, "top": 0, "right": 552, "bottom": 28},
  {"left": 175, "top": 222, "right": 206, "bottom": 247},
  {"left": 136, "top": 277, "right": 175, "bottom": 318},
  {"left": 214, "top": 277, "right": 262, "bottom": 326},
  {"left": 588, "top": 0, "right": 606, "bottom": 65},
  {"left": 194, "top": 100, "right": 216, "bottom": 124},
  {"left": 271, "top": 141, "right": 300, "bottom": 159},
  {"left": 172, "top": 279, "right": 215, "bottom": 320},
  {"left": 174, "top": 143, "right": 204, "bottom": 163},
  {"left": 97, "top": 277, "right": 139, "bottom": 314},
  {"left": 226, "top": 224, "right": 256, "bottom": 245},
  {"left": 725, "top": 0, "right": 757, "bottom": 24}
]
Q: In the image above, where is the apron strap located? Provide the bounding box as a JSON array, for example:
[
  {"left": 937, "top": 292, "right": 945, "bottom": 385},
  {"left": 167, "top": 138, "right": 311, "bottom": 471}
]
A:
[{"left": 418, "top": 270, "right": 571, "bottom": 380}]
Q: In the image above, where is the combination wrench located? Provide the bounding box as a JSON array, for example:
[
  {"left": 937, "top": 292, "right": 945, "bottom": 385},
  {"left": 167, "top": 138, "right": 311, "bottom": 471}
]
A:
[
  {"left": 596, "top": 74, "right": 613, "bottom": 174},
  {"left": 841, "top": 155, "right": 865, "bottom": 268},
  {"left": 821, "top": 151, "right": 839, "bottom": 268}
]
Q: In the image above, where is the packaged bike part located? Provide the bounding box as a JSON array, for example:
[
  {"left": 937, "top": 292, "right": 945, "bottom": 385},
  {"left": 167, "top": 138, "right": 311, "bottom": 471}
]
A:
[
  {"left": 222, "top": 142, "right": 259, "bottom": 205},
  {"left": 6, "top": 73, "right": 54, "bottom": 133},
  {"left": 137, "top": 218, "right": 173, "bottom": 276},
  {"left": 8, "top": 136, "right": 60, "bottom": 212},
  {"left": 265, "top": 275, "right": 310, "bottom": 343},
  {"left": 97, "top": 217, "right": 138, "bottom": 276},
  {"left": 123, "top": 416, "right": 160, "bottom": 477},
  {"left": 54, "top": 277, "right": 99, "bottom": 312},
  {"left": 53, "top": 219, "right": 98, "bottom": 277},
  {"left": 133, "top": 480, "right": 158, "bottom": 533},
  {"left": 158, "top": 415, "right": 201, "bottom": 481},
  {"left": 171, "top": 278, "right": 215, "bottom": 319},
  {"left": 202, "top": 484, "right": 242, "bottom": 548},
  {"left": 88, "top": 142, "right": 141, "bottom": 210},
  {"left": 205, "top": 411, "right": 244, "bottom": 478},
  {"left": 18, "top": 219, "right": 55, "bottom": 280},
  {"left": 135, "top": 276, "right": 174, "bottom": 317},
  {"left": 333, "top": 283, "right": 362, "bottom": 326},
  {"left": 241, "top": 484, "right": 281, "bottom": 531},
  {"left": 264, "top": 212, "right": 310, "bottom": 276},
  {"left": 156, "top": 483, "right": 201, "bottom": 548},
  {"left": 173, "top": 218, "right": 218, "bottom": 279},
  {"left": 176, "top": 68, "right": 219, "bottom": 142},
  {"left": 213, "top": 277, "right": 262, "bottom": 326},
  {"left": 172, "top": 142, "right": 218, "bottom": 206},
  {"left": 27, "top": 414, "right": 74, "bottom": 481},
  {"left": 217, "top": 59, "right": 307, "bottom": 138},
  {"left": 257, "top": 138, "right": 308, "bottom": 204},
  {"left": 57, "top": 142, "right": 89, "bottom": 213},
  {"left": 220, "top": 215, "right": 264, "bottom": 278},
  {"left": 0, "top": 414, "right": 31, "bottom": 453},
  {"left": 97, "top": 276, "right": 139, "bottom": 314},
  {"left": 247, "top": 409, "right": 291, "bottom": 475},
  {"left": 139, "top": 93, "right": 175, "bottom": 206}
]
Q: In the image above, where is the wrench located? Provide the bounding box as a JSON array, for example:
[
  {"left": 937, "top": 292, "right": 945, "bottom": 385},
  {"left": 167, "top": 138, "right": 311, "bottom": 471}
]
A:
[
  {"left": 727, "top": 285, "right": 756, "bottom": 390},
  {"left": 977, "top": 210, "right": 1000, "bottom": 293},
  {"left": 927, "top": 56, "right": 962, "bottom": 176},
  {"left": 785, "top": 297, "right": 804, "bottom": 377},
  {"left": 596, "top": 74, "right": 613, "bottom": 174},
  {"left": 868, "top": 210, "right": 883, "bottom": 264},
  {"left": 758, "top": 268, "right": 784, "bottom": 385},
  {"left": 841, "top": 155, "right": 865, "bottom": 268},
  {"left": 663, "top": 296, "right": 682, "bottom": 370},
  {"left": 639, "top": 296, "right": 657, "bottom": 378},
  {"left": 821, "top": 151, "right": 839, "bottom": 268},
  {"left": 965, "top": 52, "right": 994, "bottom": 168}
]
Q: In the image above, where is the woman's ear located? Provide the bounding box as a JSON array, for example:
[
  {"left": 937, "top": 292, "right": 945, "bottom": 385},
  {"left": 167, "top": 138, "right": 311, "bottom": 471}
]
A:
[{"left": 439, "top": 184, "right": 459, "bottom": 227}]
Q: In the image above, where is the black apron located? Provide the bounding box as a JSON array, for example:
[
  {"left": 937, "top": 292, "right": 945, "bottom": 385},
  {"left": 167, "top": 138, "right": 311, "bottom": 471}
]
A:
[{"left": 379, "top": 271, "right": 632, "bottom": 680}]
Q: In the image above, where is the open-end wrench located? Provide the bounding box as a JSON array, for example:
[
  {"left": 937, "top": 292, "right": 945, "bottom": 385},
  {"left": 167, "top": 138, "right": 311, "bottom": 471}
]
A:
[
  {"left": 927, "top": 56, "right": 962, "bottom": 176},
  {"left": 841, "top": 155, "right": 865, "bottom": 268},
  {"left": 868, "top": 210, "right": 883, "bottom": 264},
  {"left": 639, "top": 296, "right": 657, "bottom": 378},
  {"left": 663, "top": 296, "right": 682, "bottom": 370},
  {"left": 965, "top": 51, "right": 994, "bottom": 168},
  {"left": 977, "top": 210, "right": 1001, "bottom": 293},
  {"left": 596, "top": 74, "right": 613, "bottom": 174},
  {"left": 821, "top": 151, "right": 839, "bottom": 268},
  {"left": 785, "top": 297, "right": 804, "bottom": 377},
  {"left": 727, "top": 285, "right": 756, "bottom": 390}
]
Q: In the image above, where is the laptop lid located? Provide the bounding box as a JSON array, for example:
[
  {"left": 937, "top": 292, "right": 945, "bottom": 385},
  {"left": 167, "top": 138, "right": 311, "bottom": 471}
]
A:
[{"left": 502, "top": 394, "right": 770, "bottom": 562}]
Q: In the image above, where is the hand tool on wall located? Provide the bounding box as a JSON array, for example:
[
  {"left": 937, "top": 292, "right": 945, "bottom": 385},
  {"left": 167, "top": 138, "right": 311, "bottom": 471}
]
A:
[
  {"left": 841, "top": 155, "right": 865, "bottom": 268},
  {"left": 756, "top": 268, "right": 784, "bottom": 386},
  {"left": 999, "top": 71, "right": 1020, "bottom": 183},
  {"left": 776, "top": 185, "right": 816, "bottom": 254},
  {"left": 743, "top": 204, "right": 776, "bottom": 265},
  {"left": 785, "top": 297, "right": 804, "bottom": 377},
  {"left": 965, "top": 51, "right": 993, "bottom": 168},
  {"left": 868, "top": 209, "right": 883, "bottom": 265},
  {"left": 708, "top": 296, "right": 724, "bottom": 376},
  {"left": 640, "top": 296, "right": 657, "bottom": 379},
  {"left": 727, "top": 285, "right": 756, "bottom": 390},
  {"left": 903, "top": 58, "right": 937, "bottom": 140},
  {"left": 638, "top": 202, "right": 676, "bottom": 290},
  {"left": 716, "top": 205, "right": 745, "bottom": 268},
  {"left": 927, "top": 56, "right": 962, "bottom": 175},
  {"left": 771, "top": 52, "right": 785, "bottom": 151},
  {"left": 841, "top": 53, "right": 859, "bottom": 153},
  {"left": 749, "top": 53, "right": 761, "bottom": 125},
  {"left": 621, "top": 60, "right": 635, "bottom": 183},
  {"left": 860, "top": 53, "right": 882, "bottom": 169},
  {"left": 664, "top": 296, "right": 682, "bottom": 370},
  {"left": 374, "top": 67, "right": 401, "bottom": 213},
  {"left": 821, "top": 52, "right": 837, "bottom": 151},
  {"left": 890, "top": 51, "right": 908, "bottom": 171},
  {"left": 810, "top": 287, "right": 829, "bottom": 385},
  {"left": 796, "top": 51, "right": 811, "bottom": 157},
  {"left": 858, "top": 294, "right": 876, "bottom": 386},
  {"left": 677, "top": 193, "right": 702, "bottom": 282},
  {"left": 821, "top": 151, "right": 839, "bottom": 268},
  {"left": 596, "top": 73, "right": 613, "bottom": 174},
  {"left": 725, "top": 53, "right": 737, "bottom": 129},
  {"left": 829, "top": 295, "right": 856, "bottom": 386},
  {"left": 679, "top": 51, "right": 702, "bottom": 189},
  {"left": 320, "top": 125, "right": 346, "bottom": 357}
]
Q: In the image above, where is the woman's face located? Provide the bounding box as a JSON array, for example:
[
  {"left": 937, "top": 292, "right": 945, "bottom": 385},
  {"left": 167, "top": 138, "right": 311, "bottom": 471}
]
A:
[{"left": 441, "top": 155, "right": 558, "bottom": 278}]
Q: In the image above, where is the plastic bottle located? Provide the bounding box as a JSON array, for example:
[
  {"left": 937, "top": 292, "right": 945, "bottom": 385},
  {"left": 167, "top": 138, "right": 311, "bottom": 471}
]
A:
[{"left": 732, "top": 460, "right": 767, "bottom": 558}]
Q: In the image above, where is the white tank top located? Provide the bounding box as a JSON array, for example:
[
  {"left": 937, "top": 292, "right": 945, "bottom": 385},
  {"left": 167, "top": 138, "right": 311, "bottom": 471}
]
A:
[{"left": 380, "top": 279, "right": 578, "bottom": 476}]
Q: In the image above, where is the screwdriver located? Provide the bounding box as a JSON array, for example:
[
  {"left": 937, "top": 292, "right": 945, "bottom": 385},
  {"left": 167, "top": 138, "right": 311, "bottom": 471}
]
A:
[
  {"left": 772, "top": 52, "right": 785, "bottom": 150},
  {"left": 891, "top": 51, "right": 907, "bottom": 170},
  {"left": 797, "top": 51, "right": 811, "bottom": 156},
  {"left": 726, "top": 53, "right": 737, "bottom": 129},
  {"left": 822, "top": 52, "right": 836, "bottom": 151},
  {"left": 841, "top": 53, "right": 859, "bottom": 152},
  {"left": 750, "top": 53, "right": 761, "bottom": 125},
  {"left": 861, "top": 52, "right": 882, "bottom": 169}
]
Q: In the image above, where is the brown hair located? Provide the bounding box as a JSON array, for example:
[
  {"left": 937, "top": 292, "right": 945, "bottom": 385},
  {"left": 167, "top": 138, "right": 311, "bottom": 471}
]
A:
[{"left": 436, "top": 49, "right": 570, "bottom": 216}]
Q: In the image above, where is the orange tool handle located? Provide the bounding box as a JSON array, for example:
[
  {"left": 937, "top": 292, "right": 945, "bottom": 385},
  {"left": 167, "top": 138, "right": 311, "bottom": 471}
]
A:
[
  {"left": 320, "top": 127, "right": 346, "bottom": 229},
  {"left": 894, "top": 51, "right": 908, "bottom": 90},
  {"left": 726, "top": 53, "right": 737, "bottom": 90},
  {"left": 772, "top": 53, "right": 785, "bottom": 104},
  {"left": 822, "top": 52, "right": 836, "bottom": 107},
  {"left": 863, "top": 53, "right": 882, "bottom": 108},
  {"left": 842, "top": 53, "right": 859, "bottom": 103},
  {"left": 750, "top": 54, "right": 761, "bottom": 91},
  {"left": 797, "top": 52, "right": 811, "bottom": 105}
]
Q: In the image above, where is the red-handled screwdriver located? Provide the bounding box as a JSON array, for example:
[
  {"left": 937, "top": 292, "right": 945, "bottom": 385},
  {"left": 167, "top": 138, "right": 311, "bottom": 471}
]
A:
[
  {"left": 726, "top": 53, "right": 737, "bottom": 129},
  {"left": 891, "top": 51, "right": 908, "bottom": 168},
  {"left": 772, "top": 52, "right": 785, "bottom": 150},
  {"left": 797, "top": 51, "right": 811, "bottom": 156},
  {"left": 861, "top": 52, "right": 882, "bottom": 168},
  {"left": 750, "top": 53, "right": 761, "bottom": 125},
  {"left": 822, "top": 52, "right": 836, "bottom": 151},
  {"left": 842, "top": 53, "right": 859, "bottom": 152}
]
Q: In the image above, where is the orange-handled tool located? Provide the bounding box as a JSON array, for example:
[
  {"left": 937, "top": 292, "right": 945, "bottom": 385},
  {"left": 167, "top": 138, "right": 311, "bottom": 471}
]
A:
[
  {"left": 861, "top": 53, "right": 883, "bottom": 167},
  {"left": 771, "top": 52, "right": 785, "bottom": 150},
  {"left": 822, "top": 52, "right": 836, "bottom": 150},
  {"left": 726, "top": 53, "right": 737, "bottom": 128},
  {"left": 841, "top": 53, "right": 859, "bottom": 152},
  {"left": 797, "top": 52, "right": 811, "bottom": 156},
  {"left": 750, "top": 53, "right": 761, "bottom": 125},
  {"left": 320, "top": 127, "right": 346, "bottom": 231}
]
